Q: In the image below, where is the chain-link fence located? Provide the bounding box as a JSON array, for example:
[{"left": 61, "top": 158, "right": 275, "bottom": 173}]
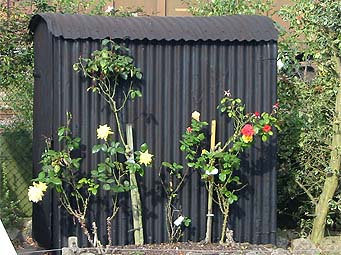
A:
[{"left": 0, "top": 129, "right": 32, "bottom": 216}]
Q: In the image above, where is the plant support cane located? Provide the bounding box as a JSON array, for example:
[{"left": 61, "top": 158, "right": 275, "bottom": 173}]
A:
[
  {"left": 126, "top": 124, "right": 144, "bottom": 245},
  {"left": 204, "top": 120, "right": 216, "bottom": 243}
]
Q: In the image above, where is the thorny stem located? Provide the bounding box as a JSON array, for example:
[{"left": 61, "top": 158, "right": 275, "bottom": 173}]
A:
[
  {"left": 116, "top": 81, "right": 134, "bottom": 112},
  {"left": 96, "top": 81, "right": 127, "bottom": 146},
  {"left": 84, "top": 70, "right": 128, "bottom": 146},
  {"left": 113, "top": 101, "right": 127, "bottom": 146},
  {"left": 159, "top": 167, "right": 189, "bottom": 242},
  {"left": 78, "top": 217, "right": 95, "bottom": 247},
  {"left": 221, "top": 115, "right": 252, "bottom": 152},
  {"left": 107, "top": 195, "right": 119, "bottom": 246}
]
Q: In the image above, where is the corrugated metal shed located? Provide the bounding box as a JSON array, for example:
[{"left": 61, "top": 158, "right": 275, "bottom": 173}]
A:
[{"left": 30, "top": 13, "right": 278, "bottom": 250}]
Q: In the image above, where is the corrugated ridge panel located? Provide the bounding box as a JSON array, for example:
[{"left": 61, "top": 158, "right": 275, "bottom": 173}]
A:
[{"left": 29, "top": 13, "right": 278, "bottom": 42}]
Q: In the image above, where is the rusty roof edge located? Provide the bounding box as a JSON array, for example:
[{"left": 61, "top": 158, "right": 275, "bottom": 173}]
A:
[{"left": 29, "top": 13, "right": 279, "bottom": 42}]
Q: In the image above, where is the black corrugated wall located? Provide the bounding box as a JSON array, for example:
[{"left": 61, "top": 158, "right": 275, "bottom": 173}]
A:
[{"left": 32, "top": 16, "right": 277, "bottom": 249}]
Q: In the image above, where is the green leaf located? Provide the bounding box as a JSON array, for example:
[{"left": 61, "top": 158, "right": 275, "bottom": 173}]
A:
[
  {"left": 121, "top": 73, "right": 128, "bottom": 80},
  {"left": 219, "top": 173, "right": 227, "bottom": 182},
  {"left": 103, "top": 184, "right": 111, "bottom": 190},
  {"left": 89, "top": 187, "right": 98, "bottom": 195},
  {"left": 184, "top": 218, "right": 192, "bottom": 227},
  {"left": 102, "top": 39, "right": 110, "bottom": 46},
  {"left": 112, "top": 185, "right": 125, "bottom": 193},
  {"left": 38, "top": 171, "right": 46, "bottom": 180},
  {"left": 162, "top": 162, "right": 173, "bottom": 169},
  {"left": 173, "top": 163, "right": 183, "bottom": 170},
  {"left": 57, "top": 127, "right": 65, "bottom": 137},
  {"left": 187, "top": 162, "right": 195, "bottom": 168},
  {"left": 50, "top": 177, "right": 62, "bottom": 186},
  {"left": 97, "top": 163, "right": 106, "bottom": 173},
  {"left": 140, "top": 143, "right": 148, "bottom": 152},
  {"left": 136, "top": 72, "right": 142, "bottom": 79},
  {"left": 261, "top": 135, "right": 268, "bottom": 142},
  {"left": 101, "top": 144, "right": 108, "bottom": 152},
  {"left": 116, "top": 147, "right": 125, "bottom": 154},
  {"left": 92, "top": 144, "right": 102, "bottom": 153}
]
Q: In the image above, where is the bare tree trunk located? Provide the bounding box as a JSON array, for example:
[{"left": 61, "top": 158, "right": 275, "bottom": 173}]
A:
[
  {"left": 311, "top": 56, "right": 341, "bottom": 243},
  {"left": 126, "top": 124, "right": 144, "bottom": 245}
]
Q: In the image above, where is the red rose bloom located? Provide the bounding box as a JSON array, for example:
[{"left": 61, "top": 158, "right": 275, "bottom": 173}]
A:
[
  {"left": 254, "top": 111, "right": 260, "bottom": 118},
  {"left": 262, "top": 124, "right": 271, "bottom": 133},
  {"left": 241, "top": 124, "right": 255, "bottom": 136}
]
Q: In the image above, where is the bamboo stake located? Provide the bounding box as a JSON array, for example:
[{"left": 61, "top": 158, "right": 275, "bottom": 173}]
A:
[
  {"left": 204, "top": 120, "right": 216, "bottom": 243},
  {"left": 126, "top": 124, "right": 144, "bottom": 245}
]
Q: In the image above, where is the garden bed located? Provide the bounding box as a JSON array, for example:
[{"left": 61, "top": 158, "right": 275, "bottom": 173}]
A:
[{"left": 63, "top": 242, "right": 289, "bottom": 255}]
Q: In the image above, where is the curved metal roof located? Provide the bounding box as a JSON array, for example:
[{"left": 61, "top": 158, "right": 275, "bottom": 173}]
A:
[{"left": 29, "top": 13, "right": 278, "bottom": 42}]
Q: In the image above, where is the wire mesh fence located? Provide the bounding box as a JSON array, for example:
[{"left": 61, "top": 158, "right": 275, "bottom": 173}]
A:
[{"left": 0, "top": 129, "right": 32, "bottom": 216}]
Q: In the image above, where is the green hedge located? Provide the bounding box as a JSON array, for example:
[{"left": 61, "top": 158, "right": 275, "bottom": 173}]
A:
[{"left": 0, "top": 130, "right": 32, "bottom": 216}]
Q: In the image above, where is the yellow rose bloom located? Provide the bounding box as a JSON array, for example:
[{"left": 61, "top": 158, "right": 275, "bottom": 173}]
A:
[
  {"left": 139, "top": 150, "right": 153, "bottom": 166},
  {"left": 35, "top": 181, "right": 48, "bottom": 192},
  {"left": 191, "top": 111, "right": 200, "bottom": 121},
  {"left": 201, "top": 149, "right": 208, "bottom": 155},
  {"left": 242, "top": 135, "right": 253, "bottom": 143},
  {"left": 28, "top": 182, "right": 47, "bottom": 203},
  {"left": 97, "top": 124, "right": 114, "bottom": 141}
]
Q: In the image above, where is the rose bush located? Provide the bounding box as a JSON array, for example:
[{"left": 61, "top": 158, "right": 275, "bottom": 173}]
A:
[{"left": 162, "top": 91, "right": 278, "bottom": 244}]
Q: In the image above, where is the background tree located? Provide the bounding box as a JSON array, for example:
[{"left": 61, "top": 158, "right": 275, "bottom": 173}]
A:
[
  {"left": 185, "top": 0, "right": 273, "bottom": 16},
  {"left": 0, "top": 4, "right": 34, "bottom": 130},
  {"left": 279, "top": 0, "right": 341, "bottom": 243}
]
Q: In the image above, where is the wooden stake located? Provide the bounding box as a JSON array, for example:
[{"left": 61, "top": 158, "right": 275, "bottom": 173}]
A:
[
  {"left": 126, "top": 124, "right": 144, "bottom": 245},
  {"left": 204, "top": 120, "right": 216, "bottom": 243}
]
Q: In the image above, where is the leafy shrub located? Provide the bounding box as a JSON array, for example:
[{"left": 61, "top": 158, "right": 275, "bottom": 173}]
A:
[{"left": 0, "top": 170, "right": 24, "bottom": 230}]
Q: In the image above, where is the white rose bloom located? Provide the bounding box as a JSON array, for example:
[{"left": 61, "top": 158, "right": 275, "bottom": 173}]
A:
[
  {"left": 174, "top": 216, "right": 185, "bottom": 226},
  {"left": 205, "top": 168, "right": 218, "bottom": 175},
  {"left": 277, "top": 59, "right": 284, "bottom": 70},
  {"left": 28, "top": 185, "right": 44, "bottom": 203},
  {"left": 28, "top": 182, "right": 47, "bottom": 203}
]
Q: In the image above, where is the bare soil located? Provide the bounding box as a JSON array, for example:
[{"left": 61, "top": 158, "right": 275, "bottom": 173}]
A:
[{"left": 82, "top": 242, "right": 281, "bottom": 255}]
